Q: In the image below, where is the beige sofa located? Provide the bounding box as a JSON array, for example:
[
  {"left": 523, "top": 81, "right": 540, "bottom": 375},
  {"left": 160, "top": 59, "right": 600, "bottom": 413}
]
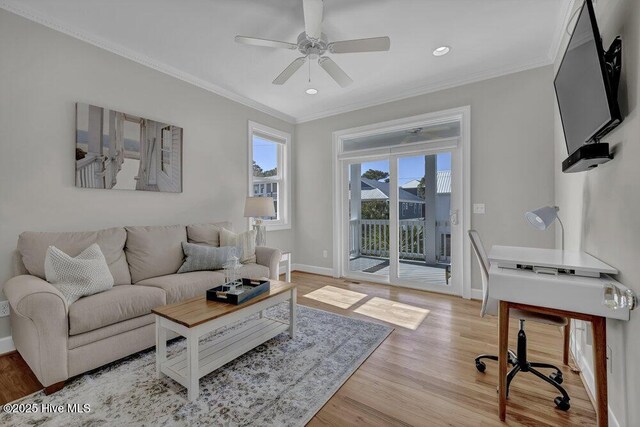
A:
[{"left": 4, "top": 222, "right": 281, "bottom": 393}]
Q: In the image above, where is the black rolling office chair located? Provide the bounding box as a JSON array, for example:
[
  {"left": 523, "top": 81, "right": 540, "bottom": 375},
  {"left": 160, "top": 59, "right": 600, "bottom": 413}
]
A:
[{"left": 468, "top": 230, "right": 572, "bottom": 411}]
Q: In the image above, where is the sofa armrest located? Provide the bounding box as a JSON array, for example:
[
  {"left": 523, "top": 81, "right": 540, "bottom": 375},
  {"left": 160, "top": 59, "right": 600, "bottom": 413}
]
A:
[
  {"left": 4, "top": 275, "right": 69, "bottom": 386},
  {"left": 5, "top": 275, "right": 69, "bottom": 315},
  {"left": 255, "top": 247, "right": 282, "bottom": 280}
]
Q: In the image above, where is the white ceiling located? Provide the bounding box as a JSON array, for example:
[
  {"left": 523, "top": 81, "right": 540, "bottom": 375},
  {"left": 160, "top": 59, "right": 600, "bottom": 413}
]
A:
[{"left": 1, "top": 0, "right": 574, "bottom": 123}]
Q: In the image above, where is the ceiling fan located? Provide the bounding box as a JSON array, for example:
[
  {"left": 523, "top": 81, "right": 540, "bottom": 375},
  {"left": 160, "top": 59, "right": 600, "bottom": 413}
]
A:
[{"left": 235, "top": 0, "right": 390, "bottom": 88}]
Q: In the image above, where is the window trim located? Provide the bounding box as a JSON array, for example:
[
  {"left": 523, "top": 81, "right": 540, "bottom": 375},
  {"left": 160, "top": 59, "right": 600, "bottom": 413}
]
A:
[{"left": 248, "top": 121, "right": 291, "bottom": 231}]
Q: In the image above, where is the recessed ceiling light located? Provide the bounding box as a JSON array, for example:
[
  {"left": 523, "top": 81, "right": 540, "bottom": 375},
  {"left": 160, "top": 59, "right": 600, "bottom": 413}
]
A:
[
  {"left": 305, "top": 88, "right": 318, "bottom": 95},
  {"left": 433, "top": 46, "right": 451, "bottom": 56}
]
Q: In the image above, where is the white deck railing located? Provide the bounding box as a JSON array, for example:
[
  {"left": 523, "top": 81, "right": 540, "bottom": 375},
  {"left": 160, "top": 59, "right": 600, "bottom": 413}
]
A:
[
  {"left": 76, "top": 155, "right": 104, "bottom": 188},
  {"left": 350, "top": 218, "right": 450, "bottom": 262}
]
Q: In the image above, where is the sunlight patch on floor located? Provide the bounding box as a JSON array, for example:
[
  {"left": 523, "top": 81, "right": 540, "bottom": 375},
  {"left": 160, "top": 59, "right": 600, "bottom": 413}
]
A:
[
  {"left": 302, "top": 285, "right": 368, "bottom": 309},
  {"left": 354, "top": 297, "right": 430, "bottom": 330}
]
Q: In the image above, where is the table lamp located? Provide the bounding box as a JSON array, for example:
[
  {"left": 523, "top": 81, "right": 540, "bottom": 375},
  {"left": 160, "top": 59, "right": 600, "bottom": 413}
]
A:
[
  {"left": 244, "top": 196, "right": 275, "bottom": 246},
  {"left": 525, "top": 205, "right": 565, "bottom": 251}
]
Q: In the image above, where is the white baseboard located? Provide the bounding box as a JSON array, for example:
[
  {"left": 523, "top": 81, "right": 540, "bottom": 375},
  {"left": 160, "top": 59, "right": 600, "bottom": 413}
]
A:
[
  {"left": 471, "top": 288, "right": 483, "bottom": 300},
  {"left": 571, "top": 337, "right": 622, "bottom": 427},
  {"left": 0, "top": 336, "right": 15, "bottom": 355},
  {"left": 291, "top": 263, "right": 334, "bottom": 277}
]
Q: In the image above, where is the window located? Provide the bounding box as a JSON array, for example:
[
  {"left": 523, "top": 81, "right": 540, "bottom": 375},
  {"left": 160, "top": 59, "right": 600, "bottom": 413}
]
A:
[{"left": 248, "top": 121, "right": 291, "bottom": 230}]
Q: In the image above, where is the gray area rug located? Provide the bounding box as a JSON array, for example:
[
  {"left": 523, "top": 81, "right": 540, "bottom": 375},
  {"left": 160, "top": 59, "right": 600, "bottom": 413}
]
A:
[{"left": 2, "top": 304, "right": 392, "bottom": 427}]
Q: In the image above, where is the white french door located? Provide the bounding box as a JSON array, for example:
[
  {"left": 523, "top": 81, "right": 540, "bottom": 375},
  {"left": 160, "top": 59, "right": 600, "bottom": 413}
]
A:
[{"left": 333, "top": 108, "right": 470, "bottom": 297}]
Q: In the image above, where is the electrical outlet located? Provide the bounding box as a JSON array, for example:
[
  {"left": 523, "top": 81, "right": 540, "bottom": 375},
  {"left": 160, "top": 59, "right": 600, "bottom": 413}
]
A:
[
  {"left": 322, "top": 250, "right": 328, "bottom": 258},
  {"left": 473, "top": 203, "right": 486, "bottom": 214},
  {"left": 0, "top": 300, "right": 9, "bottom": 317}
]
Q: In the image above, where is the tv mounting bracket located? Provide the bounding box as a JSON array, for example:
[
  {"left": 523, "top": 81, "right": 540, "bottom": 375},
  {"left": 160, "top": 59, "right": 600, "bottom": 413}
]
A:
[{"left": 603, "top": 36, "right": 622, "bottom": 94}]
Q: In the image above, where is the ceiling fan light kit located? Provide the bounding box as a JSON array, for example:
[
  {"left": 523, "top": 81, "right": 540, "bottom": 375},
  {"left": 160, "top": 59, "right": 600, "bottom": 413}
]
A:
[
  {"left": 433, "top": 46, "right": 451, "bottom": 56},
  {"left": 235, "top": 0, "right": 390, "bottom": 89}
]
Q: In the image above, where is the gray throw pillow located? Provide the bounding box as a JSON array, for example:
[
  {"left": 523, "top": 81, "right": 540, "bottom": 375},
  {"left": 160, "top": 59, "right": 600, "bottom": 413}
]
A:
[
  {"left": 44, "top": 243, "right": 114, "bottom": 304},
  {"left": 178, "top": 242, "right": 237, "bottom": 273}
]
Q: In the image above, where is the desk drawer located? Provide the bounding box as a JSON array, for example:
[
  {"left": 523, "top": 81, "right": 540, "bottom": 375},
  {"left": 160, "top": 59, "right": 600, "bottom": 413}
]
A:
[{"left": 489, "top": 265, "right": 629, "bottom": 321}]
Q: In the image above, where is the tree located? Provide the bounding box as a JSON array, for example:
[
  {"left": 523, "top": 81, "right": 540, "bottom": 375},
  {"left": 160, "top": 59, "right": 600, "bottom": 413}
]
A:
[
  {"left": 361, "top": 201, "right": 389, "bottom": 220},
  {"left": 361, "top": 169, "right": 389, "bottom": 182},
  {"left": 416, "top": 177, "right": 425, "bottom": 199},
  {"left": 253, "top": 161, "right": 277, "bottom": 177}
]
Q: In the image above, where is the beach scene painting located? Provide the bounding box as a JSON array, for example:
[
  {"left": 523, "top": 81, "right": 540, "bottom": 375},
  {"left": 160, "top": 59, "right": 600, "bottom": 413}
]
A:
[{"left": 75, "top": 103, "right": 182, "bottom": 192}]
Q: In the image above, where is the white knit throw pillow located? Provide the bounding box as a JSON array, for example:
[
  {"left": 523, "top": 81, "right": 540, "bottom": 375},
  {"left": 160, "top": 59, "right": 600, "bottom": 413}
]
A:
[{"left": 44, "top": 243, "right": 114, "bottom": 304}]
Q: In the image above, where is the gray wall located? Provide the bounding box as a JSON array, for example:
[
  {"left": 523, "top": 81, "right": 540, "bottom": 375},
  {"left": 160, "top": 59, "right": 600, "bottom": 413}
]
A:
[
  {"left": 0, "top": 10, "right": 295, "bottom": 339},
  {"left": 554, "top": 0, "right": 639, "bottom": 424},
  {"left": 295, "top": 66, "right": 557, "bottom": 290}
]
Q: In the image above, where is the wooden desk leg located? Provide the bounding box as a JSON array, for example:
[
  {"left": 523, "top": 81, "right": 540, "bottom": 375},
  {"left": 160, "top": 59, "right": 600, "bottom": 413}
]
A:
[
  {"left": 498, "top": 301, "right": 509, "bottom": 422},
  {"left": 563, "top": 320, "right": 571, "bottom": 366},
  {"left": 592, "top": 316, "right": 608, "bottom": 427}
]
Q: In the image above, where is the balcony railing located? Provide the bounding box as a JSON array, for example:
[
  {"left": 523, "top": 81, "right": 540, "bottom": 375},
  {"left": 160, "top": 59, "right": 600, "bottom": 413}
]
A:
[
  {"left": 350, "top": 218, "right": 450, "bottom": 263},
  {"left": 76, "top": 154, "right": 104, "bottom": 189}
]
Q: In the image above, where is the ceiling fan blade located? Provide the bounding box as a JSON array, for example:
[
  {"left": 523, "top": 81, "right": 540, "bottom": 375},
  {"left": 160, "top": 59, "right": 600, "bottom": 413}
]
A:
[
  {"left": 273, "top": 57, "right": 307, "bottom": 85},
  {"left": 235, "top": 36, "right": 297, "bottom": 50},
  {"left": 329, "top": 37, "right": 391, "bottom": 54},
  {"left": 318, "top": 57, "right": 353, "bottom": 87},
  {"left": 303, "top": 0, "right": 323, "bottom": 40}
]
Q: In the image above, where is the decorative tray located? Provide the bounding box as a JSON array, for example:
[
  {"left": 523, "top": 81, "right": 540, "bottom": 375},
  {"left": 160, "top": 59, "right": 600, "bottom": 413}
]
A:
[{"left": 206, "top": 278, "right": 270, "bottom": 305}]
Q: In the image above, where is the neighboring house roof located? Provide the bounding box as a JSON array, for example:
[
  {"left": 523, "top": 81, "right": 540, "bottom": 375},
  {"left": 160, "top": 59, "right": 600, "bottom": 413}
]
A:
[
  {"left": 401, "top": 170, "right": 451, "bottom": 194},
  {"left": 360, "top": 178, "right": 424, "bottom": 203},
  {"left": 401, "top": 179, "right": 420, "bottom": 189}
]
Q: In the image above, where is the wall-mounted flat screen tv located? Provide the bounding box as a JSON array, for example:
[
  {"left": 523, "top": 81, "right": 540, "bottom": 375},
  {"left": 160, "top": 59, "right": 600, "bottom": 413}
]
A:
[{"left": 554, "top": 0, "right": 622, "bottom": 157}]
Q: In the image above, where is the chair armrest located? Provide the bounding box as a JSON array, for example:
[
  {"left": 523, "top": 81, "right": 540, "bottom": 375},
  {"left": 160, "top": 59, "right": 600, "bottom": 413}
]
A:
[
  {"left": 4, "top": 275, "right": 69, "bottom": 386},
  {"left": 255, "top": 247, "right": 282, "bottom": 280}
]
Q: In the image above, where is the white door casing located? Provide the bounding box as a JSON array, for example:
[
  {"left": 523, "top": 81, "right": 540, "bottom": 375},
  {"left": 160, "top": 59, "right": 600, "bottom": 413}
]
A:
[{"left": 332, "top": 106, "right": 471, "bottom": 298}]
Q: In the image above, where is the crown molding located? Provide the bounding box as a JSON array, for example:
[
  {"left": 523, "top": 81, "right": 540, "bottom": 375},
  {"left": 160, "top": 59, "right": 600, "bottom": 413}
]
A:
[
  {"left": 294, "top": 56, "right": 553, "bottom": 124},
  {"left": 548, "top": 0, "right": 578, "bottom": 65},
  {"left": 0, "top": 0, "right": 296, "bottom": 124},
  {"left": 1, "top": 0, "right": 569, "bottom": 125}
]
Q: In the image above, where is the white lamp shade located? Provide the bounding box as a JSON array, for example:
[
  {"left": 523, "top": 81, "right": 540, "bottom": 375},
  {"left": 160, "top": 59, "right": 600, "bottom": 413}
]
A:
[
  {"left": 525, "top": 206, "right": 558, "bottom": 230},
  {"left": 244, "top": 196, "right": 276, "bottom": 218}
]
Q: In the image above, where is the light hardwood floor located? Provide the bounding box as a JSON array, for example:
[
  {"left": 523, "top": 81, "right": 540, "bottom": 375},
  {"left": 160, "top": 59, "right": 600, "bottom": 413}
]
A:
[{"left": 0, "top": 272, "right": 596, "bottom": 426}]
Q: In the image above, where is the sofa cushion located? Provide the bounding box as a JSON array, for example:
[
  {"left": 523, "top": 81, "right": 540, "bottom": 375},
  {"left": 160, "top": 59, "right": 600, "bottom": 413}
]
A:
[
  {"left": 136, "top": 271, "right": 226, "bottom": 304},
  {"left": 18, "top": 227, "right": 131, "bottom": 285},
  {"left": 68, "top": 314, "right": 155, "bottom": 350},
  {"left": 187, "top": 224, "right": 222, "bottom": 247},
  {"left": 125, "top": 225, "right": 187, "bottom": 283},
  {"left": 69, "top": 285, "right": 165, "bottom": 335}
]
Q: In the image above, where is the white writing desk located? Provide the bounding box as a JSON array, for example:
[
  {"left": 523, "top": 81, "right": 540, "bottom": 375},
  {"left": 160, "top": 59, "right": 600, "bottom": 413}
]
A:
[{"left": 488, "top": 245, "right": 631, "bottom": 427}]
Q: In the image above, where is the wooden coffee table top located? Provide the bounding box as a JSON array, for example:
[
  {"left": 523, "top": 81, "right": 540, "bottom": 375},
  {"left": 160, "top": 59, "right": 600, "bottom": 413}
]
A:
[{"left": 152, "top": 280, "right": 296, "bottom": 328}]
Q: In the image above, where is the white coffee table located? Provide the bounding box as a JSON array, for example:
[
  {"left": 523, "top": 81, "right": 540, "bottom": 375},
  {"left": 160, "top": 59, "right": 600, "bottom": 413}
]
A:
[{"left": 152, "top": 280, "right": 297, "bottom": 401}]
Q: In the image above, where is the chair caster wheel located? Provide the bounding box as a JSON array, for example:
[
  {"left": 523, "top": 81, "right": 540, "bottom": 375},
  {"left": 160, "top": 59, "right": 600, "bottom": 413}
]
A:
[
  {"left": 475, "top": 361, "right": 486, "bottom": 373},
  {"left": 549, "top": 371, "right": 563, "bottom": 384},
  {"left": 554, "top": 396, "right": 570, "bottom": 411}
]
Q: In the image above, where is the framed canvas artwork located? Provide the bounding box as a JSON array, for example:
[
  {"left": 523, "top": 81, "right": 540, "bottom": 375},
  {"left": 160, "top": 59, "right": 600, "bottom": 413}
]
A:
[{"left": 75, "top": 103, "right": 182, "bottom": 193}]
